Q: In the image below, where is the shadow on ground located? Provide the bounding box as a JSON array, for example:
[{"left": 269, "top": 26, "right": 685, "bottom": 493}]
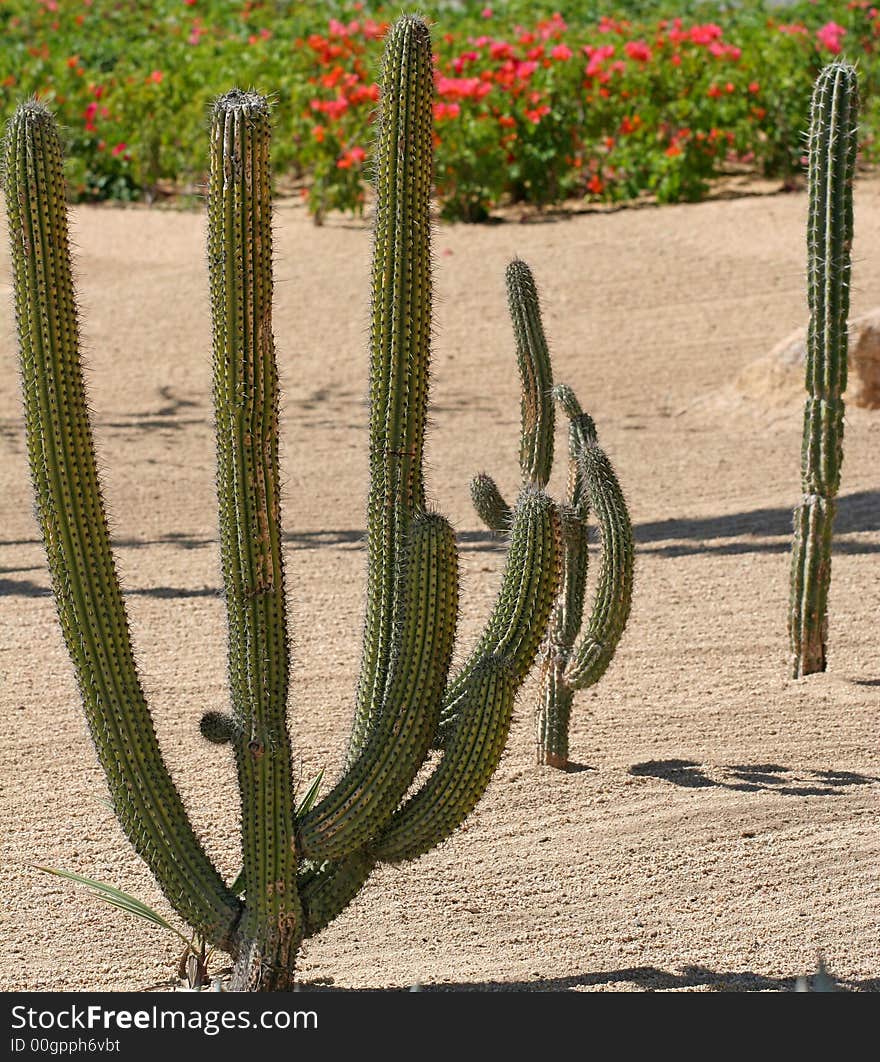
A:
[
  {"left": 2, "top": 491, "right": 877, "bottom": 597},
  {"left": 629, "top": 759, "right": 879, "bottom": 797},
  {"left": 145, "top": 964, "right": 878, "bottom": 993}
]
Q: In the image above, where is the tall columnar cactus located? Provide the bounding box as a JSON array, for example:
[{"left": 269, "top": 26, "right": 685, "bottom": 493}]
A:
[
  {"left": 789, "top": 62, "right": 859, "bottom": 679},
  {"left": 4, "top": 16, "right": 562, "bottom": 991},
  {"left": 468, "top": 260, "right": 633, "bottom": 769}
]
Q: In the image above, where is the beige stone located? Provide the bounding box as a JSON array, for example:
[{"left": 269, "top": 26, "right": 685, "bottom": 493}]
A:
[{"left": 737, "top": 309, "right": 880, "bottom": 409}]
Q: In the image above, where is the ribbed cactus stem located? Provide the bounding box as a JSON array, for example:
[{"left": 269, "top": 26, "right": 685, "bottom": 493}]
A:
[
  {"left": 4, "top": 101, "right": 241, "bottom": 948},
  {"left": 789, "top": 62, "right": 858, "bottom": 678},
  {"left": 373, "top": 656, "right": 518, "bottom": 863},
  {"left": 536, "top": 658, "right": 575, "bottom": 770},
  {"left": 536, "top": 403, "right": 633, "bottom": 767},
  {"left": 349, "top": 16, "right": 435, "bottom": 761},
  {"left": 564, "top": 413, "right": 634, "bottom": 690},
  {"left": 508, "top": 258, "right": 554, "bottom": 487},
  {"left": 299, "top": 513, "right": 458, "bottom": 861},
  {"left": 437, "top": 488, "right": 561, "bottom": 743},
  {"left": 469, "top": 258, "right": 555, "bottom": 535},
  {"left": 299, "top": 853, "right": 376, "bottom": 938},
  {"left": 470, "top": 472, "right": 512, "bottom": 532},
  {"left": 208, "top": 90, "right": 300, "bottom": 991}
]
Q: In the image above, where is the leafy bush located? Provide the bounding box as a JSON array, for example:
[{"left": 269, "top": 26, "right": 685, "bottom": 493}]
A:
[{"left": 1, "top": 1, "right": 879, "bottom": 219}]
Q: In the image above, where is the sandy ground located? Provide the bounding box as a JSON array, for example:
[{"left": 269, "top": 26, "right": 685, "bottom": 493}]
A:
[{"left": 1, "top": 183, "right": 878, "bottom": 993}]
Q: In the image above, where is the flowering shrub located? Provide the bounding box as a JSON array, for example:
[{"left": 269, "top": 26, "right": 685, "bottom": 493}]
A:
[{"left": 2, "top": 1, "right": 880, "bottom": 219}]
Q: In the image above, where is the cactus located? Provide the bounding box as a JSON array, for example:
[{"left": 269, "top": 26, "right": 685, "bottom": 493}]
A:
[
  {"left": 4, "top": 16, "right": 562, "bottom": 991},
  {"left": 789, "top": 62, "right": 859, "bottom": 679},
  {"left": 468, "top": 260, "right": 633, "bottom": 769}
]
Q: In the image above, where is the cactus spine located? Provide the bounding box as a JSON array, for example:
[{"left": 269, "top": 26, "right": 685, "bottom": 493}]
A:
[
  {"left": 5, "top": 16, "right": 561, "bottom": 990},
  {"left": 470, "top": 260, "right": 633, "bottom": 769},
  {"left": 789, "top": 62, "right": 858, "bottom": 679}
]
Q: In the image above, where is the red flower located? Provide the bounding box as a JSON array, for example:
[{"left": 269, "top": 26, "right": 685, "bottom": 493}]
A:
[
  {"left": 83, "top": 101, "right": 98, "bottom": 132},
  {"left": 587, "top": 174, "right": 604, "bottom": 195},
  {"left": 111, "top": 142, "right": 127, "bottom": 157},
  {"left": 337, "top": 145, "right": 366, "bottom": 169},
  {"left": 551, "top": 43, "right": 573, "bottom": 61},
  {"left": 665, "top": 143, "right": 682, "bottom": 157},
  {"left": 148, "top": 70, "right": 163, "bottom": 84},
  {"left": 436, "top": 76, "right": 492, "bottom": 100},
  {"left": 624, "top": 40, "right": 651, "bottom": 62},
  {"left": 434, "top": 102, "right": 461, "bottom": 121},
  {"left": 816, "top": 21, "right": 846, "bottom": 53},
  {"left": 524, "top": 105, "right": 551, "bottom": 124},
  {"left": 689, "top": 23, "right": 723, "bottom": 45}
]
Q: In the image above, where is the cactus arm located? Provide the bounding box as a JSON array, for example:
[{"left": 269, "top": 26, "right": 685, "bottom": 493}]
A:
[
  {"left": 535, "top": 656, "right": 576, "bottom": 772},
  {"left": 790, "top": 62, "right": 858, "bottom": 678},
  {"left": 299, "top": 854, "right": 376, "bottom": 939},
  {"left": 348, "top": 17, "right": 435, "bottom": 761},
  {"left": 208, "top": 92, "right": 300, "bottom": 989},
  {"left": 554, "top": 383, "right": 589, "bottom": 521},
  {"left": 469, "top": 259, "right": 554, "bottom": 535},
  {"left": 299, "top": 514, "right": 458, "bottom": 861},
  {"left": 436, "top": 488, "right": 560, "bottom": 741},
  {"left": 470, "top": 472, "right": 512, "bottom": 532},
  {"left": 507, "top": 258, "right": 555, "bottom": 487},
  {"left": 371, "top": 657, "right": 517, "bottom": 863},
  {"left": 551, "top": 506, "right": 591, "bottom": 653},
  {"left": 564, "top": 413, "right": 634, "bottom": 690},
  {"left": 3, "top": 102, "right": 240, "bottom": 948}
]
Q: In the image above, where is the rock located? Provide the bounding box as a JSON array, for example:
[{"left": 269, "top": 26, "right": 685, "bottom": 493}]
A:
[{"left": 736, "top": 308, "right": 880, "bottom": 410}]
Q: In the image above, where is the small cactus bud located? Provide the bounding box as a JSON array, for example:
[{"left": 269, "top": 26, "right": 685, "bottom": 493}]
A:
[{"left": 199, "top": 712, "right": 236, "bottom": 745}]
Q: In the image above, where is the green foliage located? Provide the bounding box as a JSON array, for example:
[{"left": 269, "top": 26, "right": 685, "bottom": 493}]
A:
[{"left": 0, "top": 2, "right": 877, "bottom": 218}]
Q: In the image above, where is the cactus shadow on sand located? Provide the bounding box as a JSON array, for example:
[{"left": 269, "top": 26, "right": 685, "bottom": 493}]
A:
[
  {"left": 636, "top": 489, "right": 879, "bottom": 557},
  {"left": 284, "top": 966, "right": 880, "bottom": 992},
  {"left": 629, "top": 759, "right": 879, "bottom": 797}
]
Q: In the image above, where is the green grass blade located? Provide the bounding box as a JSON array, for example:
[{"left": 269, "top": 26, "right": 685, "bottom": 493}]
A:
[
  {"left": 296, "top": 768, "right": 325, "bottom": 818},
  {"left": 33, "top": 865, "right": 190, "bottom": 944}
]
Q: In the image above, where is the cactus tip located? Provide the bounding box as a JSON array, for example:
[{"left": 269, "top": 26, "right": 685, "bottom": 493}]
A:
[
  {"left": 552, "top": 384, "right": 583, "bottom": 420},
  {"left": 213, "top": 89, "right": 270, "bottom": 117}
]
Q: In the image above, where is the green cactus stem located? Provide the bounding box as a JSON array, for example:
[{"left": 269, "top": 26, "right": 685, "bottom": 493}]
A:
[
  {"left": 436, "top": 487, "right": 561, "bottom": 745},
  {"left": 470, "top": 259, "right": 555, "bottom": 532},
  {"left": 789, "top": 61, "right": 858, "bottom": 679},
  {"left": 299, "top": 513, "right": 459, "bottom": 861},
  {"left": 373, "top": 656, "right": 517, "bottom": 863},
  {"left": 536, "top": 398, "right": 634, "bottom": 768},
  {"left": 348, "top": 15, "right": 435, "bottom": 762},
  {"left": 208, "top": 90, "right": 301, "bottom": 991},
  {"left": 4, "top": 101, "right": 241, "bottom": 949},
  {"left": 469, "top": 262, "right": 633, "bottom": 769}
]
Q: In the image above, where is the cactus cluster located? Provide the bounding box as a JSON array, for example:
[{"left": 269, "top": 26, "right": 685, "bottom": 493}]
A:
[
  {"left": 4, "top": 16, "right": 562, "bottom": 991},
  {"left": 789, "top": 61, "right": 859, "bottom": 679},
  {"left": 468, "top": 260, "right": 634, "bottom": 769}
]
